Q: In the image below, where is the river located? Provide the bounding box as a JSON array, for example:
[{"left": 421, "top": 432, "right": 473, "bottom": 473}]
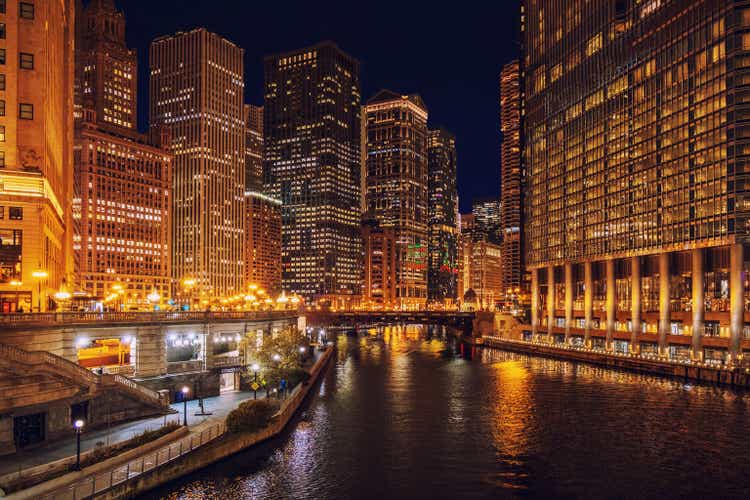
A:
[{"left": 148, "top": 325, "right": 750, "bottom": 499}]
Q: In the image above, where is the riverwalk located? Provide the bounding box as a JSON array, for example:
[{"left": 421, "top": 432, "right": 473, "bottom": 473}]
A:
[{"left": 6, "top": 346, "right": 334, "bottom": 500}]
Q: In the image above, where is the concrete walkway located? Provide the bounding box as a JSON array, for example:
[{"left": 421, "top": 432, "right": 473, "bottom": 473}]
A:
[
  {"left": 0, "top": 390, "right": 263, "bottom": 477},
  {"left": 0, "top": 349, "right": 323, "bottom": 479}
]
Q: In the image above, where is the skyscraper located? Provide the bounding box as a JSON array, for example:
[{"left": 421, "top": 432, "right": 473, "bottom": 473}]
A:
[
  {"left": 427, "top": 128, "right": 458, "bottom": 304},
  {"left": 264, "top": 42, "right": 362, "bottom": 305},
  {"left": 75, "top": 0, "right": 137, "bottom": 129},
  {"left": 0, "top": 0, "right": 75, "bottom": 312},
  {"left": 471, "top": 198, "right": 502, "bottom": 244},
  {"left": 522, "top": 0, "right": 747, "bottom": 363},
  {"left": 73, "top": 0, "right": 172, "bottom": 308},
  {"left": 244, "top": 104, "right": 263, "bottom": 190},
  {"left": 500, "top": 60, "right": 523, "bottom": 301},
  {"left": 364, "top": 90, "right": 429, "bottom": 309},
  {"left": 150, "top": 29, "right": 245, "bottom": 300}
]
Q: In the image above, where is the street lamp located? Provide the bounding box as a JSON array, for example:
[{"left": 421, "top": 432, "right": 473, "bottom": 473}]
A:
[
  {"left": 9, "top": 280, "right": 22, "bottom": 312},
  {"left": 251, "top": 363, "right": 260, "bottom": 399},
  {"left": 73, "top": 419, "right": 85, "bottom": 470},
  {"left": 32, "top": 269, "right": 48, "bottom": 312},
  {"left": 181, "top": 386, "right": 189, "bottom": 426}
]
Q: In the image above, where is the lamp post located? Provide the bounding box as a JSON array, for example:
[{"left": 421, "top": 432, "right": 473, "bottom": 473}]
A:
[
  {"left": 299, "top": 345, "right": 306, "bottom": 365},
  {"left": 9, "top": 280, "right": 22, "bottom": 312},
  {"left": 32, "top": 269, "right": 48, "bottom": 312},
  {"left": 181, "top": 386, "right": 189, "bottom": 426},
  {"left": 73, "top": 419, "right": 85, "bottom": 470},
  {"left": 251, "top": 363, "right": 259, "bottom": 399}
]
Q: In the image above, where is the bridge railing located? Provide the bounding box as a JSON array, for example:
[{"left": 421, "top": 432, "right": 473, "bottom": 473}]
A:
[{"left": 0, "top": 310, "right": 297, "bottom": 328}]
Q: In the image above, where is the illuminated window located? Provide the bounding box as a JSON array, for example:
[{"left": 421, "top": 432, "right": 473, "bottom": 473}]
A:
[
  {"left": 586, "top": 33, "right": 602, "bottom": 56},
  {"left": 19, "top": 52, "right": 33, "bottom": 70},
  {"left": 19, "top": 2, "right": 34, "bottom": 19},
  {"left": 0, "top": 151, "right": 4, "bottom": 168},
  {"left": 9, "top": 207, "right": 22, "bottom": 220},
  {"left": 0, "top": 100, "right": 4, "bottom": 116},
  {"left": 0, "top": 126, "right": 5, "bottom": 141}
]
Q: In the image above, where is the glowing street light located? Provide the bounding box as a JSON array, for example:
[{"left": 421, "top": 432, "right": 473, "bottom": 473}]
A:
[
  {"left": 181, "top": 386, "right": 190, "bottom": 426},
  {"left": 32, "top": 268, "right": 48, "bottom": 312},
  {"left": 251, "top": 363, "right": 260, "bottom": 399},
  {"left": 73, "top": 419, "right": 85, "bottom": 470},
  {"left": 147, "top": 289, "right": 161, "bottom": 305}
]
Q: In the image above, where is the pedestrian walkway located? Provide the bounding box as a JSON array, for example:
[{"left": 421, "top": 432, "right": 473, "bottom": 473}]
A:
[{"left": 0, "top": 390, "right": 256, "bottom": 478}]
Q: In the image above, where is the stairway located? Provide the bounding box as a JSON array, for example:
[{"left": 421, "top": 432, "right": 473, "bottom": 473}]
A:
[{"left": 0, "top": 343, "right": 169, "bottom": 411}]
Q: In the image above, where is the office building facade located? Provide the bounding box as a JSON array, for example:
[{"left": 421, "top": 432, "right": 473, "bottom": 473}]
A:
[
  {"left": 150, "top": 29, "right": 246, "bottom": 300},
  {"left": 0, "top": 0, "right": 75, "bottom": 312},
  {"left": 361, "top": 214, "right": 397, "bottom": 308},
  {"left": 427, "top": 128, "right": 458, "bottom": 304},
  {"left": 364, "top": 90, "right": 429, "bottom": 308},
  {"left": 522, "top": 0, "right": 750, "bottom": 363},
  {"left": 500, "top": 60, "right": 524, "bottom": 301},
  {"left": 244, "top": 190, "right": 282, "bottom": 295},
  {"left": 264, "top": 42, "right": 361, "bottom": 305},
  {"left": 244, "top": 104, "right": 263, "bottom": 190}
]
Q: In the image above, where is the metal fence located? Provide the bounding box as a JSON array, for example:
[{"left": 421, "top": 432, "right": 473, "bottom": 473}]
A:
[{"left": 39, "top": 422, "right": 225, "bottom": 500}]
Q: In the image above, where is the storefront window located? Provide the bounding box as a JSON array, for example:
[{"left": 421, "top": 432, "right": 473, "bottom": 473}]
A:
[
  {"left": 0, "top": 229, "right": 21, "bottom": 283},
  {"left": 166, "top": 334, "right": 203, "bottom": 362},
  {"left": 705, "top": 247, "right": 729, "bottom": 312},
  {"left": 76, "top": 337, "right": 133, "bottom": 369}
]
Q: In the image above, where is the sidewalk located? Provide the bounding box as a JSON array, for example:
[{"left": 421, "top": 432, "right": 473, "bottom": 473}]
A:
[{"left": 0, "top": 390, "right": 256, "bottom": 478}]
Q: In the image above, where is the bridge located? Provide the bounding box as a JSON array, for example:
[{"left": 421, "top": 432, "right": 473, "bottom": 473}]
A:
[{"left": 305, "top": 310, "right": 479, "bottom": 335}]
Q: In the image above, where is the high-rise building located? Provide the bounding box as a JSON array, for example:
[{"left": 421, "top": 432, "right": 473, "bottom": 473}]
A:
[
  {"left": 75, "top": 0, "right": 137, "bottom": 129},
  {"left": 0, "top": 0, "right": 75, "bottom": 312},
  {"left": 427, "top": 128, "right": 458, "bottom": 304},
  {"left": 364, "top": 90, "right": 429, "bottom": 309},
  {"left": 244, "top": 190, "right": 282, "bottom": 295},
  {"left": 73, "top": 0, "right": 172, "bottom": 308},
  {"left": 471, "top": 198, "right": 502, "bottom": 244},
  {"left": 73, "top": 120, "right": 172, "bottom": 306},
  {"left": 522, "top": 0, "right": 749, "bottom": 364},
  {"left": 500, "top": 60, "right": 523, "bottom": 301},
  {"left": 244, "top": 104, "right": 263, "bottom": 190},
  {"left": 361, "top": 213, "right": 397, "bottom": 309},
  {"left": 150, "top": 29, "right": 246, "bottom": 300},
  {"left": 469, "top": 239, "right": 503, "bottom": 310},
  {"left": 264, "top": 42, "right": 362, "bottom": 305}
]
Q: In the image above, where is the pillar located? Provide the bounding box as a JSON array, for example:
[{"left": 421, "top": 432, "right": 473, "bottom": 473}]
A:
[
  {"left": 564, "top": 262, "right": 573, "bottom": 342},
  {"left": 530, "top": 268, "right": 539, "bottom": 336},
  {"left": 547, "top": 265, "right": 555, "bottom": 339},
  {"left": 729, "top": 243, "right": 744, "bottom": 364},
  {"left": 630, "top": 256, "right": 641, "bottom": 354},
  {"left": 584, "top": 261, "right": 593, "bottom": 347},
  {"left": 691, "top": 248, "right": 704, "bottom": 361},
  {"left": 606, "top": 259, "right": 616, "bottom": 351},
  {"left": 658, "top": 252, "right": 670, "bottom": 356}
]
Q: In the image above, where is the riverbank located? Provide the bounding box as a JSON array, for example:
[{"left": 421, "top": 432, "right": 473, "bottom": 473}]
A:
[
  {"left": 9, "top": 346, "right": 334, "bottom": 500},
  {"left": 477, "top": 336, "right": 750, "bottom": 388}
]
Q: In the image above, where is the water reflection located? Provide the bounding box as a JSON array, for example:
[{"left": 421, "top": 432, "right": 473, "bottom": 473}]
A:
[{"left": 151, "top": 325, "right": 750, "bottom": 500}]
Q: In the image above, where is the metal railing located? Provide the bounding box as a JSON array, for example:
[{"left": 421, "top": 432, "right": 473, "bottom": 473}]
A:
[
  {"left": 0, "top": 310, "right": 297, "bottom": 328},
  {"left": 40, "top": 421, "right": 226, "bottom": 500},
  {"left": 0, "top": 343, "right": 164, "bottom": 406}
]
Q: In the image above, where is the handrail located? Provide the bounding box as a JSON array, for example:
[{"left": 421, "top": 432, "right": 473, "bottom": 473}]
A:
[
  {"left": 0, "top": 343, "right": 164, "bottom": 406},
  {"left": 39, "top": 421, "right": 227, "bottom": 500},
  {"left": 0, "top": 310, "right": 298, "bottom": 328}
]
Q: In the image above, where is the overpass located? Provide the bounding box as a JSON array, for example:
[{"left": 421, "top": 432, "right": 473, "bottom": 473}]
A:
[
  {"left": 0, "top": 311, "right": 299, "bottom": 455},
  {"left": 305, "top": 310, "right": 480, "bottom": 335}
]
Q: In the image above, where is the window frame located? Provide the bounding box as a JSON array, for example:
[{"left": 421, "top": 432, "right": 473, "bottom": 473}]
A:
[
  {"left": 19, "top": 103, "right": 33, "bottom": 120},
  {"left": 19, "top": 2, "right": 34, "bottom": 20},
  {"left": 19, "top": 52, "right": 34, "bottom": 70}
]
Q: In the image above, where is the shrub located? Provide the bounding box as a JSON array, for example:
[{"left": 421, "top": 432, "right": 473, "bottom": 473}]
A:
[{"left": 226, "top": 399, "right": 279, "bottom": 433}]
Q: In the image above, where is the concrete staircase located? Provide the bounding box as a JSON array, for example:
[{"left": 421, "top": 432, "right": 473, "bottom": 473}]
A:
[{"left": 0, "top": 343, "right": 169, "bottom": 412}]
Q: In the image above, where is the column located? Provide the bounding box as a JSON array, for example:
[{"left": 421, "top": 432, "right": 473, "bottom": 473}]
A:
[
  {"left": 658, "top": 252, "right": 670, "bottom": 356},
  {"left": 565, "top": 262, "right": 573, "bottom": 342},
  {"left": 547, "top": 265, "right": 555, "bottom": 339},
  {"left": 729, "top": 243, "right": 744, "bottom": 364},
  {"left": 606, "top": 259, "right": 616, "bottom": 351},
  {"left": 691, "top": 248, "right": 704, "bottom": 361},
  {"left": 530, "top": 268, "right": 539, "bottom": 337},
  {"left": 584, "top": 261, "right": 593, "bottom": 347},
  {"left": 630, "top": 256, "right": 641, "bottom": 354}
]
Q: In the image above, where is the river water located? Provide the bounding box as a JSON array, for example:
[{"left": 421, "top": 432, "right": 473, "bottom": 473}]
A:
[{"left": 149, "top": 325, "right": 750, "bottom": 499}]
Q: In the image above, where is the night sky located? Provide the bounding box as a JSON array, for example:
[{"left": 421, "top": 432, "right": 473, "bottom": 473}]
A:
[{"left": 119, "top": 0, "right": 521, "bottom": 213}]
